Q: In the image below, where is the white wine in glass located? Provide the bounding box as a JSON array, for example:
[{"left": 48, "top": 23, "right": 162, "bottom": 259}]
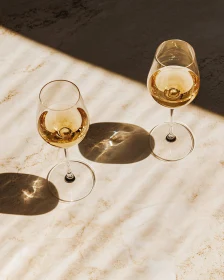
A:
[
  {"left": 149, "top": 66, "right": 199, "bottom": 108},
  {"left": 37, "top": 80, "right": 95, "bottom": 202},
  {"left": 147, "top": 39, "right": 200, "bottom": 161},
  {"left": 38, "top": 106, "right": 89, "bottom": 148}
]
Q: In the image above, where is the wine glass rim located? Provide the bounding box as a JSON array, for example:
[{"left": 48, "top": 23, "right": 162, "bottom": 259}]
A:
[
  {"left": 155, "top": 39, "right": 196, "bottom": 68},
  {"left": 39, "top": 79, "right": 81, "bottom": 111}
]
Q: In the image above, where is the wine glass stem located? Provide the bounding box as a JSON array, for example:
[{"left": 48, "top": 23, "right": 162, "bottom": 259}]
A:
[
  {"left": 64, "top": 149, "right": 76, "bottom": 182},
  {"left": 166, "top": 109, "right": 177, "bottom": 142}
]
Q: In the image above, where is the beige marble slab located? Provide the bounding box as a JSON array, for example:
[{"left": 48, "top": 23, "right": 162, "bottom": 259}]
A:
[{"left": 0, "top": 26, "right": 224, "bottom": 280}]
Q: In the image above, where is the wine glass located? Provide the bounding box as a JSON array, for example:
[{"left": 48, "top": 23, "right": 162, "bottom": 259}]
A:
[
  {"left": 147, "top": 39, "right": 200, "bottom": 161},
  {"left": 37, "top": 80, "right": 95, "bottom": 202}
]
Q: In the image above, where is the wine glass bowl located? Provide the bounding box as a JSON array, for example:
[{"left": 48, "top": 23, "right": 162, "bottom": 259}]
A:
[
  {"left": 147, "top": 39, "right": 200, "bottom": 161},
  {"left": 37, "top": 80, "right": 95, "bottom": 202}
]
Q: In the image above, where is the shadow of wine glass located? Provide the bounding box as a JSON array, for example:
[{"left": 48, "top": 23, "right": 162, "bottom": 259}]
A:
[
  {"left": 79, "top": 122, "right": 154, "bottom": 164},
  {"left": 0, "top": 173, "right": 59, "bottom": 215}
]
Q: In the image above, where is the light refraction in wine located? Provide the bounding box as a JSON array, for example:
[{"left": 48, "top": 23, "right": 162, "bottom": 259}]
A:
[
  {"left": 148, "top": 66, "right": 200, "bottom": 108},
  {"left": 38, "top": 104, "right": 89, "bottom": 148}
]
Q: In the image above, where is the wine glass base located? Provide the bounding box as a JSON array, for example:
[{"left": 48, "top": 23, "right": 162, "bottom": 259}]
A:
[
  {"left": 47, "top": 161, "right": 95, "bottom": 202},
  {"left": 149, "top": 122, "right": 194, "bottom": 161}
]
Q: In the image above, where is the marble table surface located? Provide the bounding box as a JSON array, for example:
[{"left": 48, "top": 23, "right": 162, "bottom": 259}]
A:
[{"left": 0, "top": 23, "right": 224, "bottom": 280}]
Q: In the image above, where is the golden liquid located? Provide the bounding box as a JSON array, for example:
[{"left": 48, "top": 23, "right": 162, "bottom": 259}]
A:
[
  {"left": 148, "top": 66, "right": 200, "bottom": 108},
  {"left": 38, "top": 105, "right": 89, "bottom": 148}
]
